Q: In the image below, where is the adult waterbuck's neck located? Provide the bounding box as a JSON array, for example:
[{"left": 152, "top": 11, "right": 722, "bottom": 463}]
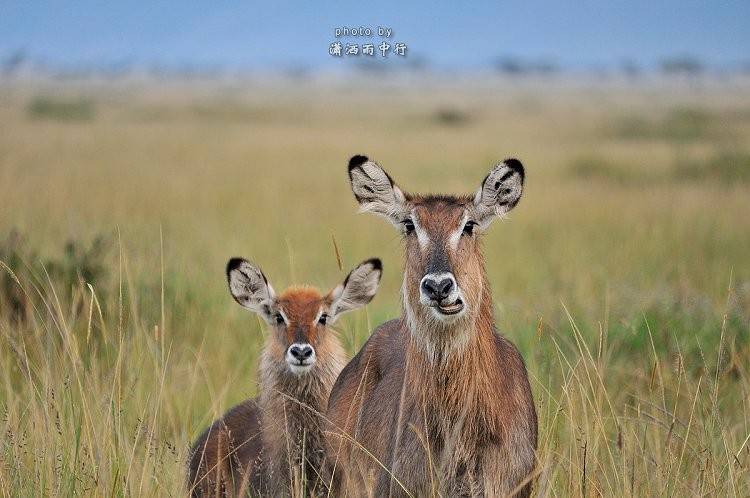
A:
[{"left": 348, "top": 155, "right": 525, "bottom": 363}]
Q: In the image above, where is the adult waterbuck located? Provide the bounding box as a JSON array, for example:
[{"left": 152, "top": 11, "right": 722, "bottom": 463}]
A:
[
  {"left": 189, "top": 257, "right": 383, "bottom": 497},
  {"left": 326, "top": 156, "right": 537, "bottom": 497}
]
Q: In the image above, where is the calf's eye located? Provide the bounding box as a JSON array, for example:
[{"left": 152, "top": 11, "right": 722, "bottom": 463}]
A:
[
  {"left": 274, "top": 313, "right": 285, "bottom": 325},
  {"left": 462, "top": 221, "right": 477, "bottom": 236},
  {"left": 318, "top": 313, "right": 328, "bottom": 326}
]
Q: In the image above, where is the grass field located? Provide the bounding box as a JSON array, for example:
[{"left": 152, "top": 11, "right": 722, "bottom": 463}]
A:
[{"left": 1, "top": 76, "right": 749, "bottom": 496}]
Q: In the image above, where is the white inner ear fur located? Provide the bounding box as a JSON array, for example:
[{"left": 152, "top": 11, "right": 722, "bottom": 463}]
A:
[
  {"left": 329, "top": 263, "right": 381, "bottom": 320},
  {"left": 350, "top": 161, "right": 408, "bottom": 226},
  {"left": 228, "top": 261, "right": 276, "bottom": 319},
  {"left": 473, "top": 161, "right": 524, "bottom": 228}
]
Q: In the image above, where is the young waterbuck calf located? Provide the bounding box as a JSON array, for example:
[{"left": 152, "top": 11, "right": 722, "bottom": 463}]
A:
[
  {"left": 326, "top": 156, "right": 537, "bottom": 497},
  {"left": 189, "top": 257, "right": 382, "bottom": 497}
]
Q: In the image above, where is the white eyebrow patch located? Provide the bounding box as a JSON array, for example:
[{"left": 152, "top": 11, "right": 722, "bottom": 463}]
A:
[
  {"left": 277, "top": 307, "right": 290, "bottom": 323},
  {"left": 313, "top": 307, "right": 326, "bottom": 325},
  {"left": 447, "top": 212, "right": 469, "bottom": 251},
  {"left": 412, "top": 212, "right": 430, "bottom": 251}
]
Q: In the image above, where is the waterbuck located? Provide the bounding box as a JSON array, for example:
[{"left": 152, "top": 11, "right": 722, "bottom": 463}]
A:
[
  {"left": 326, "top": 156, "right": 537, "bottom": 497},
  {"left": 189, "top": 257, "right": 383, "bottom": 497}
]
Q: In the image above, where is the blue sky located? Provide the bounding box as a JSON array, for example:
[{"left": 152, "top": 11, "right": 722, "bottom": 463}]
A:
[{"left": 1, "top": 0, "right": 748, "bottom": 69}]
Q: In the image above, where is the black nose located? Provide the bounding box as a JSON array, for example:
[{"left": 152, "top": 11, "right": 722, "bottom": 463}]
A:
[
  {"left": 289, "top": 344, "right": 314, "bottom": 361},
  {"left": 421, "top": 276, "right": 454, "bottom": 301}
]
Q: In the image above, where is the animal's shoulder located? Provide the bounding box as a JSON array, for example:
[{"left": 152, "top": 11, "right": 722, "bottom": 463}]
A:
[
  {"left": 350, "top": 318, "right": 405, "bottom": 375},
  {"left": 189, "top": 399, "right": 261, "bottom": 458},
  {"left": 222, "top": 398, "right": 260, "bottom": 426},
  {"left": 328, "top": 318, "right": 404, "bottom": 406},
  {"left": 490, "top": 331, "right": 528, "bottom": 376},
  {"left": 188, "top": 398, "right": 263, "bottom": 495}
]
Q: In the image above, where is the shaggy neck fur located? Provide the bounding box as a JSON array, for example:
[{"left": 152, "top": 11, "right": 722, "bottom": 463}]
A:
[
  {"left": 402, "top": 246, "right": 494, "bottom": 364},
  {"left": 403, "top": 278, "right": 499, "bottom": 411},
  {"left": 401, "top": 269, "right": 512, "bottom": 491},
  {"left": 258, "top": 337, "right": 345, "bottom": 494}
]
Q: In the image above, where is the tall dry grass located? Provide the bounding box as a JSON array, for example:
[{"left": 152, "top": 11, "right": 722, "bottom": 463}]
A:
[{"left": 1, "top": 78, "right": 749, "bottom": 496}]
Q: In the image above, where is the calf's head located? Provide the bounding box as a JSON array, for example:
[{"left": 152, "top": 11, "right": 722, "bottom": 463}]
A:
[
  {"left": 348, "top": 155, "right": 524, "bottom": 334},
  {"left": 227, "top": 258, "right": 382, "bottom": 374}
]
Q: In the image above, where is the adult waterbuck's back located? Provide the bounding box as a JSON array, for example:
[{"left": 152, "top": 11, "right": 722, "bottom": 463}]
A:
[
  {"left": 326, "top": 156, "right": 537, "bottom": 497},
  {"left": 189, "top": 257, "right": 382, "bottom": 497}
]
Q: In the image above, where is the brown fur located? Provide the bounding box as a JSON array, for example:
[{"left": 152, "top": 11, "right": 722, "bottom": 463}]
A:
[
  {"left": 189, "top": 287, "right": 346, "bottom": 497},
  {"left": 327, "top": 195, "right": 538, "bottom": 497}
]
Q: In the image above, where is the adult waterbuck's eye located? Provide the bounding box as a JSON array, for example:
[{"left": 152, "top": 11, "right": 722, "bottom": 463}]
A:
[
  {"left": 462, "top": 220, "right": 477, "bottom": 236},
  {"left": 402, "top": 218, "right": 415, "bottom": 235},
  {"left": 317, "top": 313, "right": 328, "bottom": 326},
  {"left": 274, "top": 313, "right": 285, "bottom": 325}
]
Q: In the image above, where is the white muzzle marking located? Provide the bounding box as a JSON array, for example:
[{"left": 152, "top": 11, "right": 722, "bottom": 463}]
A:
[
  {"left": 419, "top": 272, "right": 466, "bottom": 321},
  {"left": 286, "top": 342, "right": 316, "bottom": 375}
]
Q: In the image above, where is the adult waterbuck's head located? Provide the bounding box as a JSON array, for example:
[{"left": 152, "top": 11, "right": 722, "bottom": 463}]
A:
[
  {"left": 348, "top": 155, "right": 524, "bottom": 353},
  {"left": 227, "top": 257, "right": 382, "bottom": 375}
]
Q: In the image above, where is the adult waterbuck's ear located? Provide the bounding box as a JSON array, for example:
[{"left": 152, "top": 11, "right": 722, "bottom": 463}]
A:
[
  {"left": 226, "top": 258, "right": 276, "bottom": 322},
  {"left": 472, "top": 158, "right": 525, "bottom": 229},
  {"left": 348, "top": 155, "right": 408, "bottom": 226},
  {"left": 327, "top": 258, "right": 383, "bottom": 322}
]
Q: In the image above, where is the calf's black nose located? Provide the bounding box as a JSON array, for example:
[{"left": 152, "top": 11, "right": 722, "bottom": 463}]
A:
[{"left": 289, "top": 344, "right": 313, "bottom": 361}]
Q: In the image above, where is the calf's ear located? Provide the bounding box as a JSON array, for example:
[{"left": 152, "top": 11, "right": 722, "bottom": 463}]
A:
[
  {"left": 226, "top": 258, "right": 276, "bottom": 322},
  {"left": 328, "top": 258, "right": 383, "bottom": 322}
]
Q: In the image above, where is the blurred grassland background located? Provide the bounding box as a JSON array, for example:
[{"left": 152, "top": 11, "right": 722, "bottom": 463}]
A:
[{"left": 1, "top": 77, "right": 750, "bottom": 496}]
